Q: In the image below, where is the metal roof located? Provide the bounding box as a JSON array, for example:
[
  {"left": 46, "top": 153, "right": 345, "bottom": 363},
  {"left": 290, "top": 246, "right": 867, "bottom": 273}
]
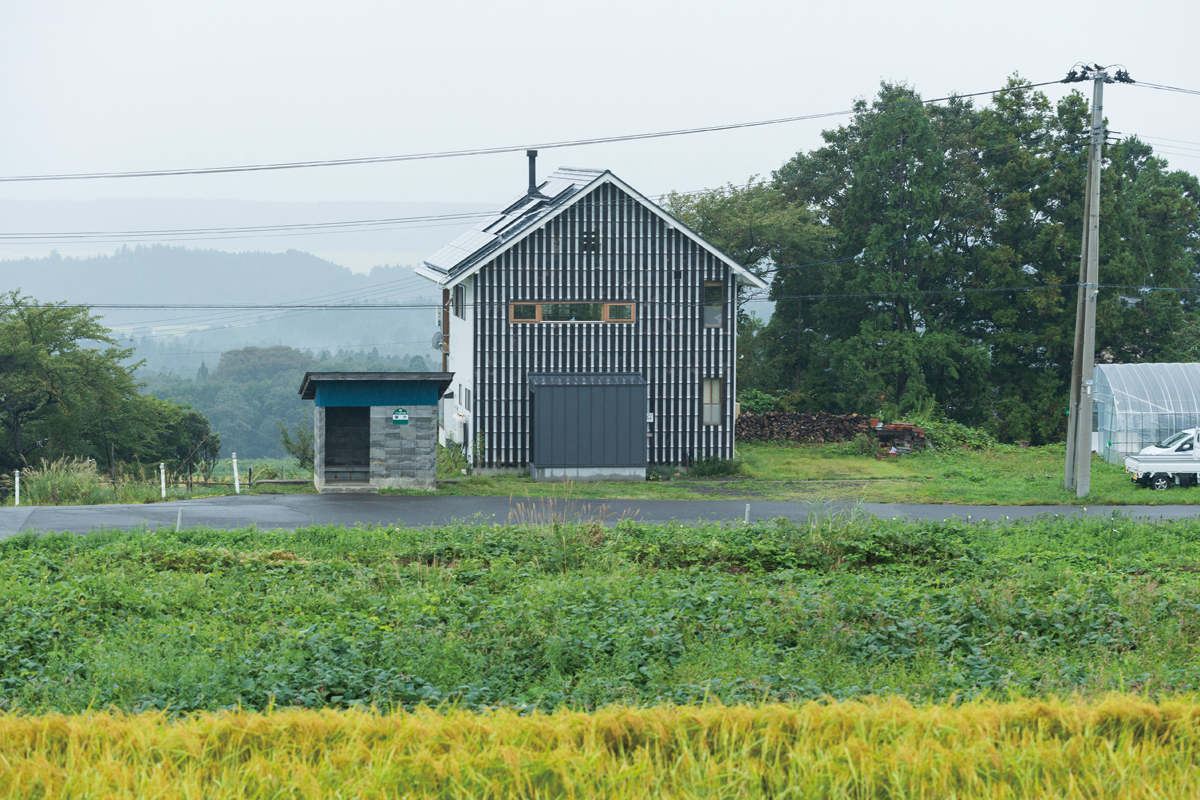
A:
[
  {"left": 422, "top": 167, "right": 603, "bottom": 279},
  {"left": 528, "top": 372, "right": 647, "bottom": 388},
  {"left": 298, "top": 371, "right": 455, "bottom": 400},
  {"left": 416, "top": 167, "right": 769, "bottom": 291}
]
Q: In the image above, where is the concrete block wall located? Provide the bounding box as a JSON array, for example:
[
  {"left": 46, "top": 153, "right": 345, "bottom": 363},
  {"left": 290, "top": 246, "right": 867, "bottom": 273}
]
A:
[
  {"left": 313, "top": 406, "right": 326, "bottom": 490},
  {"left": 369, "top": 405, "right": 438, "bottom": 490}
]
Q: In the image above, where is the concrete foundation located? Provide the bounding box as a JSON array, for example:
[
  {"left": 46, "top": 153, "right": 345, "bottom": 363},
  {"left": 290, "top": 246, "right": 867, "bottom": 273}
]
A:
[{"left": 529, "top": 465, "right": 646, "bottom": 482}]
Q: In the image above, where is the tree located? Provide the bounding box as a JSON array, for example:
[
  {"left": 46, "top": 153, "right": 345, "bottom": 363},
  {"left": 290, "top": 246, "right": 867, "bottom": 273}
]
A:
[
  {"left": 677, "top": 78, "right": 1199, "bottom": 443},
  {"left": 0, "top": 291, "right": 218, "bottom": 471},
  {"left": 769, "top": 83, "right": 992, "bottom": 420},
  {"left": 277, "top": 412, "right": 314, "bottom": 471},
  {"left": 664, "top": 180, "right": 832, "bottom": 394},
  {"left": 0, "top": 291, "right": 137, "bottom": 469}
]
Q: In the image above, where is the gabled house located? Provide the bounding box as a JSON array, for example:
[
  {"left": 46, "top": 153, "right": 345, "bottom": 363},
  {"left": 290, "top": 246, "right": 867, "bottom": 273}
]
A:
[{"left": 416, "top": 153, "right": 768, "bottom": 478}]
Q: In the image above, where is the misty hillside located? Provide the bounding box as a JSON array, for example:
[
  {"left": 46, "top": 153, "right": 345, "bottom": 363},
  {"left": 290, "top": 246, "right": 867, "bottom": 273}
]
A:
[
  {"left": 4, "top": 245, "right": 428, "bottom": 317},
  {"left": 3, "top": 245, "right": 445, "bottom": 373},
  {"left": 0, "top": 197, "right": 494, "bottom": 271}
]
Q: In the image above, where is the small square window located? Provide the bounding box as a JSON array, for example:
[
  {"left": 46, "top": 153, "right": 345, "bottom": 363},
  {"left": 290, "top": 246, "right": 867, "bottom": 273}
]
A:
[
  {"left": 512, "top": 303, "right": 538, "bottom": 322},
  {"left": 606, "top": 304, "right": 633, "bottom": 321},
  {"left": 581, "top": 231, "right": 599, "bottom": 252}
]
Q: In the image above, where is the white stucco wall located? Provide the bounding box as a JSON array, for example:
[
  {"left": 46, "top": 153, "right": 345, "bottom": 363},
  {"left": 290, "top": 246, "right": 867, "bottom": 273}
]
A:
[{"left": 443, "top": 276, "right": 475, "bottom": 458}]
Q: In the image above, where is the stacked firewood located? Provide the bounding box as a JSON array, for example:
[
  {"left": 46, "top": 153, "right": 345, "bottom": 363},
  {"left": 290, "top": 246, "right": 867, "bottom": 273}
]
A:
[
  {"left": 872, "top": 421, "right": 927, "bottom": 457},
  {"left": 735, "top": 412, "right": 870, "bottom": 443}
]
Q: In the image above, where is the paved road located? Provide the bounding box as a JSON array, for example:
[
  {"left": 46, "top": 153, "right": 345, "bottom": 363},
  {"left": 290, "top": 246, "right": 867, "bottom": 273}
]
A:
[{"left": 3, "top": 494, "right": 1200, "bottom": 536}]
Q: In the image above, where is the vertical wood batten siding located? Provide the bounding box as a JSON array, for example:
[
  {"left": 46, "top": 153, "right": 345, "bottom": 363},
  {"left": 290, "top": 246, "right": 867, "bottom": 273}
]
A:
[{"left": 474, "top": 183, "right": 736, "bottom": 467}]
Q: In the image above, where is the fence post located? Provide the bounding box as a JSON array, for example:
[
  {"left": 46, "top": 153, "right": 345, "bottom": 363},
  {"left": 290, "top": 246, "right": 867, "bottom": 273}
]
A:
[
  {"left": 232, "top": 452, "right": 240, "bottom": 494},
  {"left": 160, "top": 463, "right": 166, "bottom": 499},
  {"left": 13, "top": 470, "right": 18, "bottom": 506}
]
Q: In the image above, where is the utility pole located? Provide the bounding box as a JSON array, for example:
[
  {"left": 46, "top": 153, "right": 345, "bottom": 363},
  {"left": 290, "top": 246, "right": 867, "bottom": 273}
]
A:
[{"left": 1063, "top": 64, "right": 1132, "bottom": 497}]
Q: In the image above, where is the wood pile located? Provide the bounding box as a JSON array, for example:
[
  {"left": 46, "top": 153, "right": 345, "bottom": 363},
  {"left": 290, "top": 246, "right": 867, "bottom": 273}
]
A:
[
  {"left": 735, "top": 412, "right": 870, "bottom": 443},
  {"left": 872, "top": 421, "right": 927, "bottom": 458}
]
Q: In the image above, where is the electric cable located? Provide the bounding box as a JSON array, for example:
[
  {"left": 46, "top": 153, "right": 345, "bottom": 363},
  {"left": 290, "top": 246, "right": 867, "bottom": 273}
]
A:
[{"left": 0, "top": 81, "right": 1065, "bottom": 183}]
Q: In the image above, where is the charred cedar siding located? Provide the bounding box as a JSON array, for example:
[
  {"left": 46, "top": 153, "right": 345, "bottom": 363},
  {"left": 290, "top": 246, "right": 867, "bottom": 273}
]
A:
[{"left": 473, "top": 182, "right": 735, "bottom": 467}]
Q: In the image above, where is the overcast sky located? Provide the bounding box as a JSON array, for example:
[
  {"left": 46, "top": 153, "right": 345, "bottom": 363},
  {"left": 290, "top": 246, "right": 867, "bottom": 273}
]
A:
[{"left": 1, "top": 0, "right": 1197, "bottom": 250}]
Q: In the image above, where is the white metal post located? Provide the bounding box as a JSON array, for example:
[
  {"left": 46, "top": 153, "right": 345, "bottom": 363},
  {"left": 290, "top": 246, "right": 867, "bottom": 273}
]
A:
[
  {"left": 159, "top": 462, "right": 166, "bottom": 499},
  {"left": 13, "top": 470, "right": 18, "bottom": 506},
  {"left": 232, "top": 452, "right": 240, "bottom": 494}
]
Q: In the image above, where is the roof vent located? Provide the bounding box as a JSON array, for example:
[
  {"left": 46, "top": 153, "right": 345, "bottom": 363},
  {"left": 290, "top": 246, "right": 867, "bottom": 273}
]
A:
[{"left": 527, "top": 150, "right": 538, "bottom": 195}]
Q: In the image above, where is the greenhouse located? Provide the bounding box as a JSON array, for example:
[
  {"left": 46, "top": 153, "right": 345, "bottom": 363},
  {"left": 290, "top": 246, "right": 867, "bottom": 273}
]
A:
[{"left": 1093, "top": 363, "right": 1200, "bottom": 465}]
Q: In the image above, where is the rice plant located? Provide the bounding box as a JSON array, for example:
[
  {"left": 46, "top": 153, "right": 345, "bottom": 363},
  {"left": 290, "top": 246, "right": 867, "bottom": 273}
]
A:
[{"left": 0, "top": 696, "right": 1198, "bottom": 798}]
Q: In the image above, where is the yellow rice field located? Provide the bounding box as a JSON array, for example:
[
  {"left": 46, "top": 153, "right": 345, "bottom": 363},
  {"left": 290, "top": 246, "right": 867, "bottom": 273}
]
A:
[{"left": 2, "top": 696, "right": 1198, "bottom": 799}]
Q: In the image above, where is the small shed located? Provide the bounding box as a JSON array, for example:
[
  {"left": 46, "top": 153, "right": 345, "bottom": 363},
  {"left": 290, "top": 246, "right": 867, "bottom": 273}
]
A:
[
  {"left": 1093, "top": 363, "right": 1200, "bottom": 464},
  {"left": 299, "top": 372, "right": 453, "bottom": 493},
  {"left": 528, "top": 373, "right": 647, "bottom": 481}
]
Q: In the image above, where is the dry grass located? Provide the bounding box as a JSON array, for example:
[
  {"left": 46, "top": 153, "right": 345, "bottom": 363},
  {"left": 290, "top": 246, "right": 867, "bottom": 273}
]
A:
[{"left": 3, "top": 695, "right": 1199, "bottom": 798}]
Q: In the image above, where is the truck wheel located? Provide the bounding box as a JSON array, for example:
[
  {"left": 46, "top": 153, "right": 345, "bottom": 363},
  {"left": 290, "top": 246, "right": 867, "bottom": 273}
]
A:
[{"left": 1151, "top": 475, "right": 1171, "bottom": 491}]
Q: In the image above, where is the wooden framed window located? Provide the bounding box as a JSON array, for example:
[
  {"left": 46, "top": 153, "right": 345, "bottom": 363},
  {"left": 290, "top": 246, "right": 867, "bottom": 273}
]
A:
[
  {"left": 703, "top": 281, "right": 724, "bottom": 328},
  {"left": 509, "top": 301, "right": 635, "bottom": 324},
  {"left": 702, "top": 378, "right": 722, "bottom": 425},
  {"left": 511, "top": 303, "right": 538, "bottom": 322}
]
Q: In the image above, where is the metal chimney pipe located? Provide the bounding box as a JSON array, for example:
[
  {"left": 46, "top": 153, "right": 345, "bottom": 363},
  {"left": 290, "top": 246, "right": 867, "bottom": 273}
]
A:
[{"left": 527, "top": 150, "right": 537, "bottom": 194}]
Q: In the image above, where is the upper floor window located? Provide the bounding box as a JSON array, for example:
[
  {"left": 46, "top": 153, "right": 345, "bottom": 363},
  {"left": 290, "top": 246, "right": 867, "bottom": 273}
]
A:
[
  {"left": 581, "top": 230, "right": 600, "bottom": 252},
  {"left": 703, "top": 281, "right": 724, "bottom": 328},
  {"left": 509, "top": 301, "right": 635, "bottom": 324},
  {"left": 453, "top": 284, "right": 466, "bottom": 319}
]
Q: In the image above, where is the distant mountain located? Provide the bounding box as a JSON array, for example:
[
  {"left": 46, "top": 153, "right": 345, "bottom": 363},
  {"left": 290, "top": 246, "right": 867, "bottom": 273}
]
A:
[
  {"left": 2, "top": 245, "right": 448, "bottom": 375},
  {"left": 0, "top": 197, "right": 495, "bottom": 271}
]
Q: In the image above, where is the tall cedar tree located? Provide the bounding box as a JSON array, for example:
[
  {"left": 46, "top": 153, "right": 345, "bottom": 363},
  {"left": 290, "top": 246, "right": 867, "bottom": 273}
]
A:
[{"left": 679, "top": 78, "right": 1199, "bottom": 443}]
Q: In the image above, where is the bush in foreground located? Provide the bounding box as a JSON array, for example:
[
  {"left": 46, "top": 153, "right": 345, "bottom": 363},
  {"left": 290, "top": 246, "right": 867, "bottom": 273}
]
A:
[{"left": 2, "top": 514, "right": 1200, "bottom": 715}]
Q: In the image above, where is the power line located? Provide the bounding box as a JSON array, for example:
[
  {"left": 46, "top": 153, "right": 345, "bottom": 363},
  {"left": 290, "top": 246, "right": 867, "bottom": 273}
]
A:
[
  {"left": 0, "top": 212, "right": 494, "bottom": 242},
  {"left": 0, "top": 81, "right": 1064, "bottom": 184},
  {"left": 0, "top": 139, "right": 1082, "bottom": 246},
  {"left": 133, "top": 340, "right": 434, "bottom": 356},
  {"left": 1133, "top": 81, "right": 1200, "bottom": 97},
  {"left": 12, "top": 281, "right": 1197, "bottom": 315}
]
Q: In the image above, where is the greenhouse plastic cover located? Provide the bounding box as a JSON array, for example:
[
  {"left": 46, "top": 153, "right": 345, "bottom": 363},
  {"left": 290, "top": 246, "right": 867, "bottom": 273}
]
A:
[{"left": 1093, "top": 363, "right": 1200, "bottom": 464}]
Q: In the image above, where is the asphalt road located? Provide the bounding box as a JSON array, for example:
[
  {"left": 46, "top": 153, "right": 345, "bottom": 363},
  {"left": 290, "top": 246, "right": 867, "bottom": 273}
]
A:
[{"left": 3, "top": 494, "right": 1200, "bottom": 536}]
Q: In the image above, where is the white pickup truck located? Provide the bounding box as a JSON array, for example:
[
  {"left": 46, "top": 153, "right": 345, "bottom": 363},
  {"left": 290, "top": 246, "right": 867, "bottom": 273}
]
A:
[{"left": 1124, "top": 429, "right": 1200, "bottom": 490}]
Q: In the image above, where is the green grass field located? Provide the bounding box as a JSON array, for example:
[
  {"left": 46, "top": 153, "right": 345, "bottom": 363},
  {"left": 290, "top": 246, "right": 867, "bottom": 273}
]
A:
[
  {"left": 429, "top": 442, "right": 1189, "bottom": 505},
  {"left": 7, "top": 442, "right": 1190, "bottom": 507}
]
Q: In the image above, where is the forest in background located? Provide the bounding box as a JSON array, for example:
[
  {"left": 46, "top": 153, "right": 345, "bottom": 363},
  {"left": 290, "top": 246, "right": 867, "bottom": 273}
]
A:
[
  {"left": 667, "top": 77, "right": 1200, "bottom": 445},
  {"left": 140, "top": 346, "right": 434, "bottom": 459}
]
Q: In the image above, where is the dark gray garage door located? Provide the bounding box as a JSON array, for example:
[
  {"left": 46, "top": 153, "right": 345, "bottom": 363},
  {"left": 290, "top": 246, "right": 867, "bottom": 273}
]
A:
[{"left": 528, "top": 373, "right": 647, "bottom": 468}]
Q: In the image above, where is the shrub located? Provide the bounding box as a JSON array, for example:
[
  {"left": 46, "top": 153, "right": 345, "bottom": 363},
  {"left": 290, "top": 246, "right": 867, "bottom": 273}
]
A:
[
  {"left": 737, "top": 389, "right": 778, "bottom": 414},
  {"left": 437, "top": 442, "right": 468, "bottom": 478}
]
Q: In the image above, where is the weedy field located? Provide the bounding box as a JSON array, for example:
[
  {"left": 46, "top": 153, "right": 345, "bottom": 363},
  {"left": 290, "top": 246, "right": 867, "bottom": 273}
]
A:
[
  {"left": 3, "top": 513, "right": 1200, "bottom": 796},
  {"left": 3, "top": 512, "right": 1200, "bottom": 712}
]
